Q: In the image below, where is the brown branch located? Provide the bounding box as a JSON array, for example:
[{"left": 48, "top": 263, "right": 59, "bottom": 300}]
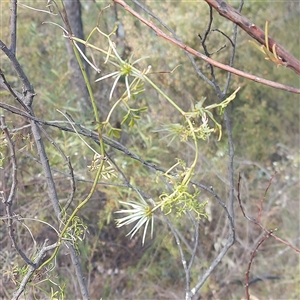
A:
[
  {"left": 131, "top": 0, "right": 214, "bottom": 88},
  {"left": 205, "top": 0, "right": 300, "bottom": 75},
  {"left": 237, "top": 173, "right": 300, "bottom": 253},
  {"left": 113, "top": 0, "right": 300, "bottom": 94},
  {"left": 238, "top": 174, "right": 300, "bottom": 253},
  {"left": 237, "top": 173, "right": 300, "bottom": 300},
  {"left": 257, "top": 173, "right": 276, "bottom": 223},
  {"left": 245, "top": 231, "right": 272, "bottom": 300}
]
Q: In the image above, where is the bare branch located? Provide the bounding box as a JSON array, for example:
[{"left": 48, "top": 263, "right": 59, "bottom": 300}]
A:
[
  {"left": 0, "top": 67, "right": 31, "bottom": 113},
  {"left": 224, "top": 109, "right": 235, "bottom": 220},
  {"left": 38, "top": 126, "right": 76, "bottom": 214},
  {"left": 257, "top": 173, "right": 276, "bottom": 223},
  {"left": 1, "top": 116, "right": 36, "bottom": 268},
  {"left": 131, "top": 0, "right": 214, "bottom": 88},
  {"left": 223, "top": 0, "right": 243, "bottom": 94},
  {"left": 0, "top": 56, "right": 61, "bottom": 217},
  {"left": 114, "top": 0, "right": 300, "bottom": 94},
  {"left": 205, "top": 0, "right": 300, "bottom": 75},
  {"left": 9, "top": 0, "right": 17, "bottom": 55},
  {"left": 211, "top": 28, "right": 235, "bottom": 47},
  {"left": 199, "top": 5, "right": 218, "bottom": 83},
  {"left": 237, "top": 173, "right": 300, "bottom": 300},
  {"left": 187, "top": 212, "right": 199, "bottom": 281},
  {"left": 0, "top": 40, "right": 35, "bottom": 104},
  {"left": 190, "top": 231, "right": 234, "bottom": 296},
  {"left": 68, "top": 244, "right": 90, "bottom": 300},
  {"left": 245, "top": 231, "right": 271, "bottom": 300},
  {"left": 161, "top": 214, "right": 191, "bottom": 299},
  {"left": 30, "top": 119, "right": 62, "bottom": 217},
  {"left": 1, "top": 8, "right": 90, "bottom": 297},
  {"left": 0, "top": 100, "right": 225, "bottom": 207},
  {"left": 1, "top": 116, "right": 17, "bottom": 205},
  {"left": 12, "top": 240, "right": 59, "bottom": 300}
]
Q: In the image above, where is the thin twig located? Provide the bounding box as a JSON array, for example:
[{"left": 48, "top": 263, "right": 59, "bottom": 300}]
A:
[
  {"left": 199, "top": 5, "right": 217, "bottom": 82},
  {"left": 190, "top": 1, "right": 242, "bottom": 295},
  {"left": 1, "top": 4, "right": 90, "bottom": 299},
  {"left": 0, "top": 100, "right": 224, "bottom": 204},
  {"left": 0, "top": 43, "right": 61, "bottom": 215},
  {"left": 245, "top": 231, "right": 271, "bottom": 300},
  {"left": 222, "top": 0, "right": 244, "bottom": 243},
  {"left": 187, "top": 212, "right": 199, "bottom": 272},
  {"left": 19, "top": 148, "right": 127, "bottom": 188},
  {"left": 162, "top": 214, "right": 191, "bottom": 300},
  {"left": 38, "top": 126, "right": 76, "bottom": 213},
  {"left": 211, "top": 28, "right": 235, "bottom": 47},
  {"left": 131, "top": 0, "right": 214, "bottom": 88},
  {"left": 1, "top": 116, "right": 17, "bottom": 205},
  {"left": 237, "top": 173, "right": 300, "bottom": 300},
  {"left": 1, "top": 116, "right": 36, "bottom": 268},
  {"left": 30, "top": 119, "right": 62, "bottom": 216},
  {"left": 257, "top": 173, "right": 276, "bottom": 223},
  {"left": 12, "top": 240, "right": 59, "bottom": 300},
  {"left": 205, "top": 0, "right": 300, "bottom": 75},
  {"left": 114, "top": 0, "right": 300, "bottom": 94},
  {"left": 0, "top": 40, "right": 35, "bottom": 104},
  {"left": 68, "top": 243, "right": 90, "bottom": 300},
  {"left": 237, "top": 174, "right": 253, "bottom": 222},
  {"left": 18, "top": 3, "right": 58, "bottom": 15},
  {"left": 0, "top": 67, "right": 31, "bottom": 113}
]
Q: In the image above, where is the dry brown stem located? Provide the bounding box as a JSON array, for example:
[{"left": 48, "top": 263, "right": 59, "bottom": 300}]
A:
[
  {"left": 205, "top": 0, "right": 300, "bottom": 75},
  {"left": 237, "top": 173, "right": 300, "bottom": 300},
  {"left": 113, "top": 0, "right": 300, "bottom": 94}
]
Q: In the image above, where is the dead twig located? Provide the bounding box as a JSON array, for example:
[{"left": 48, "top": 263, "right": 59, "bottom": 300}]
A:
[{"left": 237, "top": 173, "right": 300, "bottom": 300}]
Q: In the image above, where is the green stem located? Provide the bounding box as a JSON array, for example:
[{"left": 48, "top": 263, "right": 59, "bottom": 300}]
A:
[
  {"left": 70, "top": 28, "right": 105, "bottom": 157},
  {"left": 39, "top": 0, "right": 106, "bottom": 271},
  {"left": 143, "top": 75, "right": 185, "bottom": 115},
  {"left": 38, "top": 162, "right": 104, "bottom": 271},
  {"left": 105, "top": 76, "right": 142, "bottom": 124},
  {"left": 71, "top": 36, "right": 112, "bottom": 59},
  {"left": 143, "top": 75, "right": 198, "bottom": 185}
]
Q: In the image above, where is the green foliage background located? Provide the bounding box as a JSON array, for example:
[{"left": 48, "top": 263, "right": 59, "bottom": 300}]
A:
[{"left": 0, "top": 1, "right": 299, "bottom": 299}]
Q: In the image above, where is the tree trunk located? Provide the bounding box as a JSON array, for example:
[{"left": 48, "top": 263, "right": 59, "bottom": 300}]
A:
[{"left": 63, "top": 0, "right": 90, "bottom": 113}]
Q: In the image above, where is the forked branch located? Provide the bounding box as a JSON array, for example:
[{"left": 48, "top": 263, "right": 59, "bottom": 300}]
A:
[
  {"left": 113, "top": 0, "right": 300, "bottom": 94},
  {"left": 237, "top": 173, "right": 300, "bottom": 300},
  {"left": 205, "top": 0, "right": 300, "bottom": 75}
]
